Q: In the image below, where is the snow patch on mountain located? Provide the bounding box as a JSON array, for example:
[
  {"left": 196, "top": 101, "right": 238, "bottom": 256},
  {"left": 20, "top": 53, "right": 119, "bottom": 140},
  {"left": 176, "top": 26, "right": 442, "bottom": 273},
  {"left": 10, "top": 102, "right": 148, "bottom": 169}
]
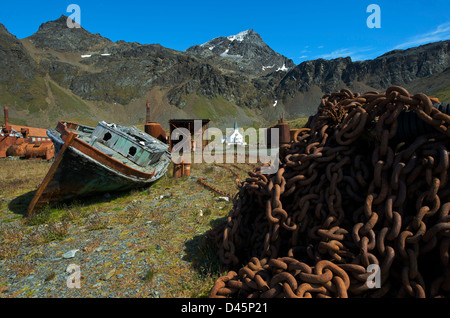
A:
[
  {"left": 227, "top": 30, "right": 251, "bottom": 42},
  {"left": 187, "top": 29, "right": 295, "bottom": 75},
  {"left": 262, "top": 65, "right": 275, "bottom": 71},
  {"left": 276, "top": 63, "right": 289, "bottom": 72}
]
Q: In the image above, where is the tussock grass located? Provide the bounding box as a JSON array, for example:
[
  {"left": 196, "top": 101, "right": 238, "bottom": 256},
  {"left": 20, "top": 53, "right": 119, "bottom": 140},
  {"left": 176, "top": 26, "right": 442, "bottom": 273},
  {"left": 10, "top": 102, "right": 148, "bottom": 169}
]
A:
[
  {"left": 0, "top": 223, "right": 26, "bottom": 259},
  {"left": 85, "top": 209, "right": 109, "bottom": 231},
  {"left": 27, "top": 220, "right": 70, "bottom": 245}
]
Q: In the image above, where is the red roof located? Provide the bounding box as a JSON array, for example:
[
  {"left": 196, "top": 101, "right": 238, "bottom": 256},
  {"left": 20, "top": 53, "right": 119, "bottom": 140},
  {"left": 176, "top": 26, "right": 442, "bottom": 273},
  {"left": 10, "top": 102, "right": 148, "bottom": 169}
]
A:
[{"left": 8, "top": 124, "right": 49, "bottom": 138}]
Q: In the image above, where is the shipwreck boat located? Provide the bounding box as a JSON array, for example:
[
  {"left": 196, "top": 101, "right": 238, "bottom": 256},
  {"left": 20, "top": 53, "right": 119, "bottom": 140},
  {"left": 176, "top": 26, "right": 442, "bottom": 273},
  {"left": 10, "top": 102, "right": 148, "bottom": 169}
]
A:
[{"left": 26, "top": 120, "right": 171, "bottom": 216}]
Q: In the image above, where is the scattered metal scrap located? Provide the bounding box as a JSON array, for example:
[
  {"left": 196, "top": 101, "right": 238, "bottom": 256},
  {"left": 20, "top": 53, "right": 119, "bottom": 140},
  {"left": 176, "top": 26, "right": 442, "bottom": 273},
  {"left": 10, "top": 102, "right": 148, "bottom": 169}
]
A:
[
  {"left": 197, "top": 163, "right": 243, "bottom": 199},
  {"left": 0, "top": 106, "right": 55, "bottom": 160},
  {"left": 209, "top": 85, "right": 450, "bottom": 298},
  {"left": 168, "top": 118, "right": 210, "bottom": 178},
  {"left": 144, "top": 100, "right": 168, "bottom": 144},
  {"left": 197, "top": 177, "right": 235, "bottom": 200},
  {"left": 215, "top": 163, "right": 242, "bottom": 185}
]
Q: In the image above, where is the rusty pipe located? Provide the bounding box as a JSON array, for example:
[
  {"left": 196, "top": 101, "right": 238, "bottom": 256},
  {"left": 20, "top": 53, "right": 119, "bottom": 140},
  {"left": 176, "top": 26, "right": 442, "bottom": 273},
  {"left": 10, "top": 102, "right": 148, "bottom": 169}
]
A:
[
  {"left": 146, "top": 100, "right": 151, "bottom": 123},
  {"left": 4, "top": 106, "right": 9, "bottom": 127}
]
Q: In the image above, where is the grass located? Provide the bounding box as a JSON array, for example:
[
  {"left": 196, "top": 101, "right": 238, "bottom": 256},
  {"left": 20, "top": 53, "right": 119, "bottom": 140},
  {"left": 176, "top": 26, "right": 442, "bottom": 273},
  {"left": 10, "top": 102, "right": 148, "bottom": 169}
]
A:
[
  {"left": 186, "top": 94, "right": 239, "bottom": 119},
  {"left": 0, "top": 157, "right": 252, "bottom": 297},
  {"left": 264, "top": 116, "right": 309, "bottom": 132},
  {"left": 143, "top": 269, "right": 157, "bottom": 283},
  {"left": 287, "top": 116, "right": 309, "bottom": 129},
  {"left": 0, "top": 223, "right": 26, "bottom": 259},
  {"left": 85, "top": 209, "right": 110, "bottom": 231},
  {"left": 29, "top": 220, "right": 70, "bottom": 244},
  {"left": 433, "top": 86, "right": 450, "bottom": 102},
  {"left": 0, "top": 74, "right": 49, "bottom": 117},
  {"left": 48, "top": 81, "right": 90, "bottom": 115},
  {"left": 0, "top": 159, "right": 50, "bottom": 198}
]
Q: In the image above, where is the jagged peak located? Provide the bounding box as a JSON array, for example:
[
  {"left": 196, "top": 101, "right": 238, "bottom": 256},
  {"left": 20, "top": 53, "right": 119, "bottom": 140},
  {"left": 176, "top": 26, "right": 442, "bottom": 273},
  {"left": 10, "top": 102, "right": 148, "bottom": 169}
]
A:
[
  {"left": 36, "top": 15, "right": 76, "bottom": 31},
  {"left": 200, "top": 29, "right": 260, "bottom": 47},
  {"left": 226, "top": 29, "right": 256, "bottom": 42},
  {"left": 28, "top": 15, "right": 113, "bottom": 52}
]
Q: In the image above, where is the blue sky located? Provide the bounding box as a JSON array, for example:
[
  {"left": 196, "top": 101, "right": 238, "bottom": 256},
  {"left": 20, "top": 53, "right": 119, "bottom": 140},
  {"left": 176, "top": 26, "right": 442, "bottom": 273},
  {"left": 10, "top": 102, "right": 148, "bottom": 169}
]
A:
[{"left": 0, "top": 0, "right": 449, "bottom": 64}]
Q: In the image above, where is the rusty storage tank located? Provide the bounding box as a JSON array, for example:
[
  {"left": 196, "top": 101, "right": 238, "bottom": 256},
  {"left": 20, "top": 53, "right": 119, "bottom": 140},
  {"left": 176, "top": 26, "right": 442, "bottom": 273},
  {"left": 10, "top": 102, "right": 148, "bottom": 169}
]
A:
[
  {"left": 144, "top": 101, "right": 168, "bottom": 144},
  {"left": 266, "top": 113, "right": 290, "bottom": 148}
]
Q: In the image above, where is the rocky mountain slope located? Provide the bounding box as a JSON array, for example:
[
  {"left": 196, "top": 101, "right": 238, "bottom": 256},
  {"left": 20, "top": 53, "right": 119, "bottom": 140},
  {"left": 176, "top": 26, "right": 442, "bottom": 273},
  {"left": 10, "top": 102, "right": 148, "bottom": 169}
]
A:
[
  {"left": 0, "top": 15, "right": 449, "bottom": 130},
  {"left": 186, "top": 29, "right": 295, "bottom": 76}
]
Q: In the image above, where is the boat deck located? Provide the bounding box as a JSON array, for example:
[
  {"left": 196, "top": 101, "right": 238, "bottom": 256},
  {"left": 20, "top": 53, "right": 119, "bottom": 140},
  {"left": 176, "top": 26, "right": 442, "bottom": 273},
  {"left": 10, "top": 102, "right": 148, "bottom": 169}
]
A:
[{"left": 73, "top": 129, "right": 158, "bottom": 174}]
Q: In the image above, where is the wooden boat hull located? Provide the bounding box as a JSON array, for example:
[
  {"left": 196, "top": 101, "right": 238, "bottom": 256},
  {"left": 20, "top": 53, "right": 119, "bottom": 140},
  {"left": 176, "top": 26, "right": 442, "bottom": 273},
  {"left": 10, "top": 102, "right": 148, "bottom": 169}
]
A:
[{"left": 26, "top": 121, "right": 170, "bottom": 216}]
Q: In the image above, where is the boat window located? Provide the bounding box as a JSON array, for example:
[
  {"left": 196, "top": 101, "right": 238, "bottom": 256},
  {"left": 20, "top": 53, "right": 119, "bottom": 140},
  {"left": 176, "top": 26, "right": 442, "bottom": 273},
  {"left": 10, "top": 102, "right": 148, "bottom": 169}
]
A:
[
  {"left": 129, "top": 146, "right": 137, "bottom": 156},
  {"left": 103, "top": 132, "right": 112, "bottom": 141}
]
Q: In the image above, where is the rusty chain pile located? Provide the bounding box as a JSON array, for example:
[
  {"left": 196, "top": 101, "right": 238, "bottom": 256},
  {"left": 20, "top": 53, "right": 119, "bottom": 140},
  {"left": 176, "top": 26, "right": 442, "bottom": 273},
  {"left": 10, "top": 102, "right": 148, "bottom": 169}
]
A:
[{"left": 209, "top": 85, "right": 450, "bottom": 298}]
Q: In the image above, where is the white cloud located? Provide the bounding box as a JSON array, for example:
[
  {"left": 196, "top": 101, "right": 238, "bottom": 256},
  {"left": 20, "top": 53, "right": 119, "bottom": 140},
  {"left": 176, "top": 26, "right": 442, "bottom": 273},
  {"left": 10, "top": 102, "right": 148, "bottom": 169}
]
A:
[
  {"left": 394, "top": 21, "right": 450, "bottom": 49},
  {"left": 318, "top": 46, "right": 375, "bottom": 61},
  {"left": 299, "top": 55, "right": 308, "bottom": 59}
]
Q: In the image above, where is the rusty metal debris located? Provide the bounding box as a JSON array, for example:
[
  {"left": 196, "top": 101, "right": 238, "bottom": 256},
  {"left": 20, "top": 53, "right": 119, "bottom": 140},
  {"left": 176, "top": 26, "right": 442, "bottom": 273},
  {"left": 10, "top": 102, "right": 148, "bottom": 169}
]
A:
[
  {"left": 209, "top": 85, "right": 450, "bottom": 298},
  {"left": 173, "top": 158, "right": 191, "bottom": 178},
  {"left": 198, "top": 177, "right": 235, "bottom": 200},
  {"left": 144, "top": 100, "right": 168, "bottom": 144},
  {"left": 168, "top": 118, "right": 211, "bottom": 153},
  {"left": 266, "top": 113, "right": 291, "bottom": 148},
  {"left": 197, "top": 163, "right": 243, "bottom": 198},
  {"left": 215, "top": 163, "right": 242, "bottom": 185},
  {"left": 0, "top": 106, "right": 55, "bottom": 160}
]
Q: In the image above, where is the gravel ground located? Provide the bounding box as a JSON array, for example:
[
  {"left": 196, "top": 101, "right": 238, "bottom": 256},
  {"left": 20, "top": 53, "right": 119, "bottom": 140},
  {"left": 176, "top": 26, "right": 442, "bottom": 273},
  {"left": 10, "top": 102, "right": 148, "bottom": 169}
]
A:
[{"left": 0, "top": 160, "right": 243, "bottom": 298}]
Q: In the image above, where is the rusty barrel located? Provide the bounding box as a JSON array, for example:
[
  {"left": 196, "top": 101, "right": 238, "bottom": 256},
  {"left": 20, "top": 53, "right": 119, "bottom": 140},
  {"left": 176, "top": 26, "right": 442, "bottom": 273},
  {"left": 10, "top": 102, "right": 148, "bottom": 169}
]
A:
[
  {"left": 24, "top": 143, "right": 55, "bottom": 160},
  {"left": 145, "top": 122, "right": 168, "bottom": 144},
  {"left": 173, "top": 162, "right": 183, "bottom": 178},
  {"left": 6, "top": 139, "right": 54, "bottom": 160},
  {"left": 172, "top": 158, "right": 191, "bottom": 178},
  {"left": 277, "top": 121, "right": 290, "bottom": 146},
  {"left": 266, "top": 121, "right": 291, "bottom": 148}
]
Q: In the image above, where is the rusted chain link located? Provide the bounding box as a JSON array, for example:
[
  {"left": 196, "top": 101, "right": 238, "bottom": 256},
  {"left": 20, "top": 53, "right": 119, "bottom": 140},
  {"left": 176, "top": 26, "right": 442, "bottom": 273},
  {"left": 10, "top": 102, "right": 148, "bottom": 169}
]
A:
[
  {"left": 197, "top": 177, "right": 235, "bottom": 200},
  {"left": 198, "top": 163, "right": 245, "bottom": 198},
  {"left": 215, "top": 163, "right": 242, "bottom": 185},
  {"left": 209, "top": 85, "right": 450, "bottom": 298}
]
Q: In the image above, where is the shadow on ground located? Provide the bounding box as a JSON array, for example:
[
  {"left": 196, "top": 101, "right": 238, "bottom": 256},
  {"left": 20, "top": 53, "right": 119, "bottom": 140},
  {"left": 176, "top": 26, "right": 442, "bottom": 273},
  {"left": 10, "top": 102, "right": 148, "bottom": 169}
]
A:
[
  {"left": 183, "top": 217, "right": 228, "bottom": 277},
  {"left": 7, "top": 185, "right": 155, "bottom": 217}
]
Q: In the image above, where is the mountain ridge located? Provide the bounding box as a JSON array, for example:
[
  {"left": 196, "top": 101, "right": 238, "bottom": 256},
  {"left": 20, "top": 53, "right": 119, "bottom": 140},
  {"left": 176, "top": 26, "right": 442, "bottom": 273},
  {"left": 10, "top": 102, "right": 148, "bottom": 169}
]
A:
[
  {"left": 186, "top": 29, "right": 295, "bottom": 76},
  {"left": 0, "top": 15, "right": 449, "bottom": 130}
]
